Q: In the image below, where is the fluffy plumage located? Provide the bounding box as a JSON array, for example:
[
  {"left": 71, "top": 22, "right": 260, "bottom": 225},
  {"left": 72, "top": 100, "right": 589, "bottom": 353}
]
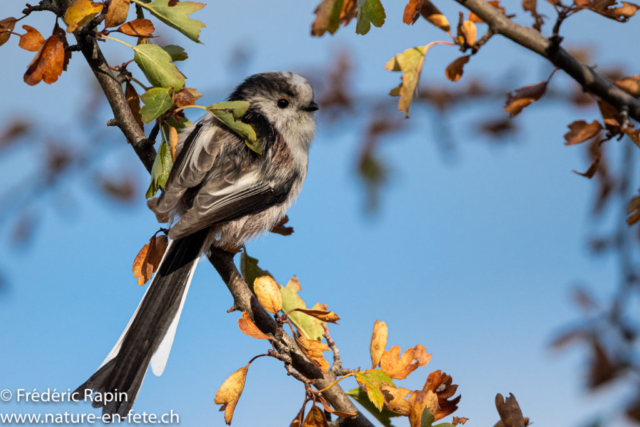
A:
[{"left": 75, "top": 71, "right": 317, "bottom": 416}]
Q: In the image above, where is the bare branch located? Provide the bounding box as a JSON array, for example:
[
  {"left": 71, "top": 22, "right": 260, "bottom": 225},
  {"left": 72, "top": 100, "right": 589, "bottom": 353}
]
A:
[{"left": 453, "top": 0, "right": 640, "bottom": 122}]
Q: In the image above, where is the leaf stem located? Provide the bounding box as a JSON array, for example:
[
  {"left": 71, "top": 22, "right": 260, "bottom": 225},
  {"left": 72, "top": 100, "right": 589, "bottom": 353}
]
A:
[
  {"left": 101, "top": 34, "right": 135, "bottom": 50},
  {"left": 174, "top": 104, "right": 209, "bottom": 113},
  {"left": 313, "top": 372, "right": 359, "bottom": 394}
]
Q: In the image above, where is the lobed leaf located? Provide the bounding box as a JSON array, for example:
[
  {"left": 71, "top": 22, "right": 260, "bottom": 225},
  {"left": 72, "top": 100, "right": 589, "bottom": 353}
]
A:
[
  {"left": 280, "top": 276, "right": 324, "bottom": 340},
  {"left": 445, "top": 55, "right": 470, "bottom": 82},
  {"left": 380, "top": 344, "right": 431, "bottom": 379},
  {"left": 563, "top": 120, "right": 602, "bottom": 146},
  {"left": 355, "top": 0, "right": 386, "bottom": 35},
  {"left": 140, "top": 87, "right": 172, "bottom": 124},
  {"left": 237, "top": 311, "right": 270, "bottom": 340},
  {"left": 135, "top": 0, "right": 206, "bottom": 42},
  {"left": 214, "top": 364, "right": 249, "bottom": 425},
  {"left": 24, "top": 35, "right": 65, "bottom": 86},
  {"left": 370, "top": 320, "right": 387, "bottom": 369},
  {"left": 346, "top": 388, "right": 401, "bottom": 427},
  {"left": 19, "top": 26, "right": 45, "bottom": 52},
  {"left": 162, "top": 44, "right": 188, "bottom": 61}
]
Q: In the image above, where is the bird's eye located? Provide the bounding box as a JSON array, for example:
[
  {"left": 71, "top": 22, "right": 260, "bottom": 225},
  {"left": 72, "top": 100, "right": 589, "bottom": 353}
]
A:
[{"left": 277, "top": 98, "right": 290, "bottom": 109}]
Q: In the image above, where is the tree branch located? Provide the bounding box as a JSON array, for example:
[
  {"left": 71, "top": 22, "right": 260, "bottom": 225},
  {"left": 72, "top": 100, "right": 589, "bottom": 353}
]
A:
[
  {"left": 62, "top": 3, "right": 371, "bottom": 423},
  {"left": 453, "top": 0, "right": 640, "bottom": 122}
]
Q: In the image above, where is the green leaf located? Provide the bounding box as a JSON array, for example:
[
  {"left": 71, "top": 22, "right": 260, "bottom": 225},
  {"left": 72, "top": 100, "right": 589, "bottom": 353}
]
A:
[
  {"left": 162, "top": 44, "right": 188, "bottom": 61},
  {"left": 421, "top": 407, "right": 435, "bottom": 427},
  {"left": 140, "top": 87, "right": 173, "bottom": 124},
  {"left": 433, "top": 424, "right": 455, "bottom": 427},
  {"left": 280, "top": 278, "right": 324, "bottom": 340},
  {"left": 146, "top": 141, "right": 174, "bottom": 198},
  {"left": 135, "top": 0, "right": 205, "bottom": 43},
  {"left": 359, "top": 369, "right": 395, "bottom": 388},
  {"left": 206, "top": 101, "right": 259, "bottom": 153},
  {"left": 134, "top": 43, "right": 186, "bottom": 90},
  {"left": 166, "top": 114, "right": 191, "bottom": 130},
  {"left": 240, "top": 250, "right": 272, "bottom": 294},
  {"left": 346, "top": 388, "right": 400, "bottom": 427},
  {"left": 356, "top": 0, "right": 385, "bottom": 35},
  {"left": 355, "top": 372, "right": 386, "bottom": 412}
]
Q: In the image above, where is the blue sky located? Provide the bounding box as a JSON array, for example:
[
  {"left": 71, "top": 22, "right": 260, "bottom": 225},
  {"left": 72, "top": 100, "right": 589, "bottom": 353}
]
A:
[{"left": 1, "top": 1, "right": 639, "bottom": 426}]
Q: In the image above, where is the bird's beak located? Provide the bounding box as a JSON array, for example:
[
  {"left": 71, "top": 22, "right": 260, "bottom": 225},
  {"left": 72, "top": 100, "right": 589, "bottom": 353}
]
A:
[{"left": 304, "top": 101, "right": 319, "bottom": 112}]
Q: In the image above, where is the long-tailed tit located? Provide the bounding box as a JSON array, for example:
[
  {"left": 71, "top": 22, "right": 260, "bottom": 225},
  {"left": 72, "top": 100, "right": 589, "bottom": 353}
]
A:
[{"left": 75, "top": 71, "right": 318, "bottom": 416}]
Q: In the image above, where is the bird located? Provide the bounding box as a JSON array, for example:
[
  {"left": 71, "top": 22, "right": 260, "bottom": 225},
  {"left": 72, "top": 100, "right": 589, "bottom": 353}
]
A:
[{"left": 74, "top": 71, "right": 318, "bottom": 417}]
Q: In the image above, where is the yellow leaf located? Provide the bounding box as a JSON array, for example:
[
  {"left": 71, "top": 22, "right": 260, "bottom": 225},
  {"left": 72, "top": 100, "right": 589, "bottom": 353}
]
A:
[
  {"left": 291, "top": 308, "right": 340, "bottom": 324},
  {"left": 168, "top": 124, "right": 178, "bottom": 161},
  {"left": 19, "top": 25, "right": 45, "bottom": 52},
  {"left": 295, "top": 332, "right": 330, "bottom": 373},
  {"left": 408, "top": 390, "right": 438, "bottom": 427},
  {"left": 302, "top": 405, "right": 329, "bottom": 427},
  {"left": 64, "top": 0, "right": 104, "bottom": 33},
  {"left": 214, "top": 364, "right": 249, "bottom": 425},
  {"left": 458, "top": 20, "right": 477, "bottom": 47},
  {"left": 254, "top": 276, "right": 282, "bottom": 314},
  {"left": 370, "top": 320, "right": 387, "bottom": 369},
  {"left": 381, "top": 384, "right": 411, "bottom": 415},
  {"left": 237, "top": 311, "right": 270, "bottom": 340},
  {"left": 132, "top": 234, "right": 168, "bottom": 286}
]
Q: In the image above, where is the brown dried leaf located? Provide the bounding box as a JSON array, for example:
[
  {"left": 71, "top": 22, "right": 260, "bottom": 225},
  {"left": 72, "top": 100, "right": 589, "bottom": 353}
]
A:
[
  {"left": 381, "top": 384, "right": 412, "bottom": 415},
  {"left": 312, "top": 0, "right": 342, "bottom": 35},
  {"left": 597, "top": 100, "right": 621, "bottom": 133},
  {"left": 64, "top": 0, "right": 104, "bottom": 33},
  {"left": 291, "top": 308, "right": 340, "bottom": 324},
  {"left": 423, "top": 370, "right": 461, "bottom": 420},
  {"left": 420, "top": 1, "right": 450, "bottom": 32},
  {"left": 380, "top": 345, "right": 431, "bottom": 379},
  {"left": 340, "top": 0, "right": 358, "bottom": 25},
  {"left": 457, "top": 20, "right": 477, "bottom": 47},
  {"left": 453, "top": 417, "right": 470, "bottom": 425},
  {"left": 238, "top": 311, "right": 270, "bottom": 340},
  {"left": 522, "top": 0, "right": 545, "bottom": 31},
  {"left": 0, "top": 120, "right": 30, "bottom": 150},
  {"left": 97, "top": 174, "right": 136, "bottom": 202},
  {"left": 214, "top": 364, "right": 249, "bottom": 425},
  {"left": 303, "top": 405, "right": 329, "bottom": 427},
  {"left": 270, "top": 214, "right": 294, "bottom": 236},
  {"left": 132, "top": 234, "right": 168, "bottom": 286},
  {"left": 495, "top": 393, "right": 526, "bottom": 427},
  {"left": 124, "top": 82, "right": 144, "bottom": 131},
  {"left": 408, "top": 390, "right": 438, "bottom": 427},
  {"left": 19, "top": 26, "right": 45, "bottom": 52},
  {"left": 445, "top": 55, "right": 470, "bottom": 82},
  {"left": 578, "top": 0, "right": 639, "bottom": 21},
  {"left": 588, "top": 340, "right": 618, "bottom": 388},
  {"left": 624, "top": 128, "right": 640, "bottom": 149},
  {"left": 573, "top": 149, "right": 601, "bottom": 179},
  {"left": 319, "top": 396, "right": 357, "bottom": 418},
  {"left": 404, "top": 0, "right": 424, "bottom": 24},
  {"left": 24, "top": 35, "right": 65, "bottom": 86},
  {"left": 615, "top": 74, "right": 640, "bottom": 96},
  {"left": 52, "top": 23, "right": 71, "bottom": 71},
  {"left": 563, "top": 120, "right": 603, "bottom": 145},
  {"left": 0, "top": 17, "right": 18, "bottom": 47},
  {"left": 169, "top": 0, "right": 180, "bottom": 5},
  {"left": 469, "top": 1, "right": 505, "bottom": 23},
  {"left": 117, "top": 19, "right": 155, "bottom": 37},
  {"left": 295, "top": 332, "right": 330, "bottom": 373},
  {"left": 105, "top": 0, "right": 130, "bottom": 28},
  {"left": 176, "top": 87, "right": 196, "bottom": 108},
  {"left": 504, "top": 81, "right": 547, "bottom": 117},
  {"left": 254, "top": 276, "right": 282, "bottom": 314},
  {"left": 370, "top": 320, "right": 388, "bottom": 369}
]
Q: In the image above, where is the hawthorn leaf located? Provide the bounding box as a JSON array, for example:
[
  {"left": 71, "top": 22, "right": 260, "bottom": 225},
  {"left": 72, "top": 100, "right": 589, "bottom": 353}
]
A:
[
  {"left": 370, "top": 320, "right": 388, "bottom": 369},
  {"left": 207, "top": 101, "right": 258, "bottom": 151},
  {"left": 303, "top": 405, "right": 329, "bottom": 427},
  {"left": 615, "top": 74, "right": 640, "bottom": 96},
  {"left": 0, "top": 17, "right": 18, "bottom": 47},
  {"left": 238, "top": 311, "right": 270, "bottom": 340},
  {"left": 19, "top": 26, "right": 45, "bottom": 52},
  {"left": 420, "top": 406, "right": 436, "bottom": 427},
  {"left": 64, "top": 0, "right": 104, "bottom": 33},
  {"left": 134, "top": 43, "right": 186, "bottom": 90},
  {"left": 140, "top": 87, "right": 172, "bottom": 124},
  {"left": 132, "top": 234, "right": 168, "bottom": 285},
  {"left": 356, "top": 0, "right": 386, "bottom": 35},
  {"left": 24, "top": 35, "right": 65, "bottom": 86},
  {"left": 162, "top": 44, "right": 188, "bottom": 61},
  {"left": 404, "top": 0, "right": 423, "bottom": 24},
  {"left": 445, "top": 55, "right": 470, "bottom": 82},
  {"left": 125, "top": 82, "right": 144, "bottom": 131},
  {"left": 254, "top": 276, "right": 282, "bottom": 314},
  {"left": 457, "top": 20, "right": 477, "bottom": 47},
  {"left": 495, "top": 393, "right": 526, "bottom": 427},
  {"left": 563, "top": 120, "right": 602, "bottom": 145},
  {"left": 214, "top": 364, "right": 249, "bottom": 425},
  {"left": 312, "top": 0, "right": 344, "bottom": 36},
  {"left": 290, "top": 308, "right": 340, "bottom": 324},
  {"left": 52, "top": 23, "right": 71, "bottom": 71},
  {"left": 168, "top": 124, "right": 178, "bottom": 160},
  {"left": 270, "top": 214, "right": 294, "bottom": 236},
  {"left": 380, "top": 344, "right": 431, "bottom": 379},
  {"left": 380, "top": 384, "right": 412, "bottom": 415},
  {"left": 346, "top": 388, "right": 400, "bottom": 427},
  {"left": 423, "top": 370, "right": 461, "bottom": 421},
  {"left": 146, "top": 141, "right": 173, "bottom": 197},
  {"left": 239, "top": 250, "right": 272, "bottom": 293},
  {"left": 135, "top": 0, "right": 206, "bottom": 42},
  {"left": 117, "top": 19, "right": 155, "bottom": 37},
  {"left": 420, "top": 1, "right": 450, "bottom": 32},
  {"left": 504, "top": 81, "right": 547, "bottom": 117},
  {"left": 409, "top": 391, "right": 438, "bottom": 427},
  {"left": 280, "top": 276, "right": 324, "bottom": 340},
  {"left": 294, "top": 331, "right": 330, "bottom": 373},
  {"left": 105, "top": 0, "right": 131, "bottom": 28}
]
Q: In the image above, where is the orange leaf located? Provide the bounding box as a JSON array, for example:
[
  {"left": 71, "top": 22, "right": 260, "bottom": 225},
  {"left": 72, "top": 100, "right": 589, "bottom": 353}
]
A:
[
  {"left": 380, "top": 344, "right": 431, "bottom": 379},
  {"left": 214, "top": 364, "right": 249, "bottom": 425},
  {"left": 254, "top": 276, "right": 282, "bottom": 314},
  {"left": 125, "top": 82, "right": 144, "bottom": 131},
  {"left": 340, "top": 0, "right": 358, "bottom": 25},
  {"left": 445, "top": 55, "right": 470, "bottom": 82},
  {"left": 175, "top": 87, "right": 196, "bottom": 108},
  {"left": 420, "top": 1, "right": 450, "bottom": 33},
  {"left": 291, "top": 308, "right": 340, "bottom": 324},
  {"left": 458, "top": 20, "right": 477, "bottom": 47},
  {"left": 615, "top": 74, "right": 640, "bottom": 96},
  {"left": 24, "top": 35, "right": 65, "bottom": 86},
  {"left": 318, "top": 396, "right": 357, "bottom": 418},
  {"left": 403, "top": 0, "right": 424, "bottom": 25},
  {"left": 52, "top": 23, "right": 71, "bottom": 71},
  {"left": 504, "top": 81, "right": 547, "bottom": 117},
  {"left": 117, "top": 19, "right": 155, "bottom": 37},
  {"left": 573, "top": 150, "right": 601, "bottom": 179},
  {"left": 19, "top": 25, "right": 44, "bottom": 52},
  {"left": 105, "top": 0, "right": 130, "bottom": 28},
  {"left": 423, "top": 370, "right": 461, "bottom": 420},
  {"left": 168, "top": 124, "right": 178, "bottom": 161},
  {"left": 408, "top": 390, "right": 438, "bottom": 427},
  {"left": 0, "top": 17, "right": 18, "bottom": 47},
  {"left": 628, "top": 190, "right": 640, "bottom": 225},
  {"left": 370, "top": 320, "right": 388, "bottom": 369},
  {"left": 597, "top": 100, "right": 621, "bottom": 134},
  {"left": 563, "top": 120, "right": 603, "bottom": 145},
  {"left": 578, "top": 0, "right": 639, "bottom": 22},
  {"left": 469, "top": 0, "right": 505, "bottom": 23},
  {"left": 453, "top": 416, "right": 469, "bottom": 425},
  {"left": 302, "top": 405, "right": 329, "bottom": 427},
  {"left": 380, "top": 384, "right": 412, "bottom": 415},
  {"left": 295, "top": 332, "right": 330, "bottom": 373},
  {"left": 132, "top": 234, "right": 168, "bottom": 286},
  {"left": 522, "top": 0, "right": 545, "bottom": 31},
  {"left": 238, "top": 311, "right": 270, "bottom": 340}
]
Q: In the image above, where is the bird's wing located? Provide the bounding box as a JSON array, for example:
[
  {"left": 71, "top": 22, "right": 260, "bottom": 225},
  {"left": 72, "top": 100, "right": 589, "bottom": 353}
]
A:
[
  {"left": 168, "top": 170, "right": 292, "bottom": 239},
  {"left": 153, "top": 117, "right": 232, "bottom": 214}
]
